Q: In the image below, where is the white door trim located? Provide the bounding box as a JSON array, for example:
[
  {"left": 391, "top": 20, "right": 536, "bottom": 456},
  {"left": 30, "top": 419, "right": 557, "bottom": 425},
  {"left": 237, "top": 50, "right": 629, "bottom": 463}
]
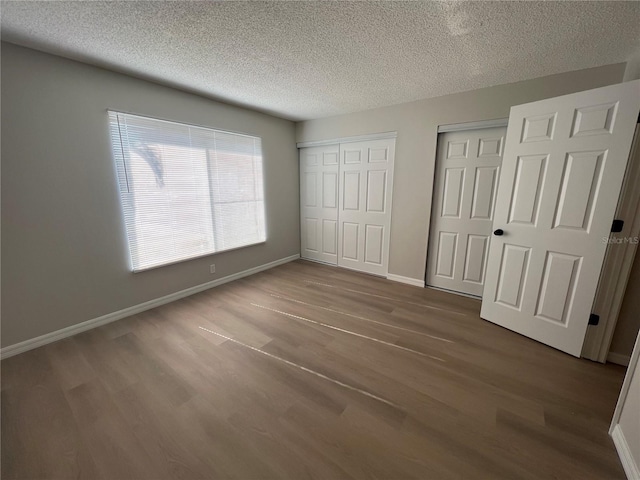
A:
[
  {"left": 438, "top": 118, "right": 508, "bottom": 133},
  {"left": 609, "top": 332, "right": 640, "bottom": 479},
  {"left": 582, "top": 124, "right": 640, "bottom": 362},
  {"left": 611, "top": 424, "right": 640, "bottom": 480},
  {"left": 387, "top": 273, "right": 425, "bottom": 287},
  {"left": 296, "top": 131, "right": 397, "bottom": 148}
]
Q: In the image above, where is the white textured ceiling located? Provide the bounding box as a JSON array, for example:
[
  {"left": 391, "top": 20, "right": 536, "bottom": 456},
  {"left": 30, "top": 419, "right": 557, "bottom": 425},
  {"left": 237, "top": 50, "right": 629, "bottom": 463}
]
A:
[{"left": 2, "top": 1, "right": 639, "bottom": 121}]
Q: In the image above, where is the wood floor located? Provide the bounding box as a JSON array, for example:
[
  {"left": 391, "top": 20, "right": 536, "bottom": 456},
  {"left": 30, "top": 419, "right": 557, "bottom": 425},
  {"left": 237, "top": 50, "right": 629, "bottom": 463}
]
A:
[{"left": 1, "top": 260, "right": 627, "bottom": 479}]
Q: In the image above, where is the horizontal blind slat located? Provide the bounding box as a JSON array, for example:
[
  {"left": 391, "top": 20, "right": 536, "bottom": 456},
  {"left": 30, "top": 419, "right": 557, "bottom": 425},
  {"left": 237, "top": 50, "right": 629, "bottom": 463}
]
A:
[{"left": 108, "top": 111, "right": 266, "bottom": 271}]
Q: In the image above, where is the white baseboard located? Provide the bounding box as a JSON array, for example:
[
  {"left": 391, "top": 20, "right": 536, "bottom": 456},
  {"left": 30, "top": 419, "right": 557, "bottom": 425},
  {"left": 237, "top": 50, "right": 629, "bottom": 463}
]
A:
[
  {"left": 1, "top": 254, "right": 300, "bottom": 360},
  {"left": 386, "top": 274, "right": 425, "bottom": 287},
  {"left": 608, "top": 352, "right": 632, "bottom": 367},
  {"left": 298, "top": 257, "right": 337, "bottom": 267},
  {"left": 612, "top": 424, "right": 640, "bottom": 480},
  {"left": 426, "top": 285, "right": 482, "bottom": 300}
]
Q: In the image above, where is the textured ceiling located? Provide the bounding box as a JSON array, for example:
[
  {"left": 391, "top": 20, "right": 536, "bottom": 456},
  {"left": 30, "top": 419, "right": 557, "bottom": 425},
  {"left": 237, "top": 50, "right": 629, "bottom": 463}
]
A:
[{"left": 2, "top": 1, "right": 639, "bottom": 121}]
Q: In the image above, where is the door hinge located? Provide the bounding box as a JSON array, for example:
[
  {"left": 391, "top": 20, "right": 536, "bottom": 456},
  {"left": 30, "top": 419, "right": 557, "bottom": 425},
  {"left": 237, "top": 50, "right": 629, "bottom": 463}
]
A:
[
  {"left": 611, "top": 219, "right": 624, "bottom": 233},
  {"left": 589, "top": 313, "right": 600, "bottom": 326}
]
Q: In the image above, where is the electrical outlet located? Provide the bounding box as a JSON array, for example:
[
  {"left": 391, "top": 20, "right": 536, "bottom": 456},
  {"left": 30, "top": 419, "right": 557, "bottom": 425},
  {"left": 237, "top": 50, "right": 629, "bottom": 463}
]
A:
[{"left": 210, "top": 264, "right": 216, "bottom": 274}]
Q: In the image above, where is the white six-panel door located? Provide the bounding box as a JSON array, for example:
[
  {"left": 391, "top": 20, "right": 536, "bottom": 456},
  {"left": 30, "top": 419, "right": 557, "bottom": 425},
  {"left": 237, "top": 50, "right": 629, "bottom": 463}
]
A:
[
  {"left": 299, "top": 145, "right": 339, "bottom": 264},
  {"left": 427, "top": 127, "right": 506, "bottom": 296},
  {"left": 481, "top": 80, "right": 640, "bottom": 357},
  {"left": 338, "top": 139, "right": 395, "bottom": 276}
]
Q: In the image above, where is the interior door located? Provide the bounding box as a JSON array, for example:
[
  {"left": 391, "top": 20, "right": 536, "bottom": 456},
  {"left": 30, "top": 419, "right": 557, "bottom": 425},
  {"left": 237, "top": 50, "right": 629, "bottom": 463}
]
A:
[
  {"left": 338, "top": 138, "right": 395, "bottom": 276},
  {"left": 481, "top": 80, "right": 640, "bottom": 357},
  {"left": 427, "top": 127, "right": 506, "bottom": 296},
  {"left": 299, "top": 145, "right": 339, "bottom": 264}
]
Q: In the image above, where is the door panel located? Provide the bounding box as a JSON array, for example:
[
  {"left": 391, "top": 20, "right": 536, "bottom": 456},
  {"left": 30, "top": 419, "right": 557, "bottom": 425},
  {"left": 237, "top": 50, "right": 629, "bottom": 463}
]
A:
[
  {"left": 305, "top": 218, "right": 318, "bottom": 252},
  {"left": 463, "top": 234, "right": 489, "bottom": 283},
  {"left": 366, "top": 171, "right": 386, "bottom": 212},
  {"left": 552, "top": 151, "right": 604, "bottom": 230},
  {"left": 338, "top": 138, "right": 395, "bottom": 275},
  {"left": 478, "top": 136, "right": 503, "bottom": 157},
  {"left": 481, "top": 80, "right": 640, "bottom": 357},
  {"left": 304, "top": 172, "right": 317, "bottom": 207},
  {"left": 344, "top": 149, "right": 362, "bottom": 164},
  {"left": 342, "top": 222, "right": 359, "bottom": 260},
  {"left": 343, "top": 172, "right": 360, "bottom": 210},
  {"left": 447, "top": 139, "right": 468, "bottom": 159},
  {"left": 535, "top": 251, "right": 581, "bottom": 323},
  {"left": 494, "top": 243, "right": 530, "bottom": 309},
  {"left": 369, "top": 146, "right": 390, "bottom": 163},
  {"left": 508, "top": 155, "right": 547, "bottom": 225},
  {"left": 435, "top": 232, "right": 457, "bottom": 278},
  {"left": 322, "top": 172, "right": 338, "bottom": 208},
  {"left": 364, "top": 224, "right": 384, "bottom": 265},
  {"left": 427, "top": 127, "right": 507, "bottom": 296},
  {"left": 471, "top": 167, "right": 498, "bottom": 219},
  {"left": 300, "top": 145, "right": 339, "bottom": 264},
  {"left": 322, "top": 219, "right": 337, "bottom": 255},
  {"left": 442, "top": 168, "right": 465, "bottom": 217},
  {"left": 323, "top": 151, "right": 339, "bottom": 165}
]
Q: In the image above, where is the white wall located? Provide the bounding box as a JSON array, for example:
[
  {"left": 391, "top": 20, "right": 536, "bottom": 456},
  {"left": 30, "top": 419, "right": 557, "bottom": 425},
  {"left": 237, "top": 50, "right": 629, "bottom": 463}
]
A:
[
  {"left": 296, "top": 63, "right": 626, "bottom": 281},
  {"left": 1, "top": 42, "right": 300, "bottom": 348},
  {"left": 611, "top": 332, "right": 640, "bottom": 479}
]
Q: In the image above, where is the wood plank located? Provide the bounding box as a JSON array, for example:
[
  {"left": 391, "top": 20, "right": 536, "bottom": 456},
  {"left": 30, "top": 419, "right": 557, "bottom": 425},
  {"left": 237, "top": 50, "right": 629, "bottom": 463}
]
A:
[{"left": 1, "top": 260, "right": 627, "bottom": 479}]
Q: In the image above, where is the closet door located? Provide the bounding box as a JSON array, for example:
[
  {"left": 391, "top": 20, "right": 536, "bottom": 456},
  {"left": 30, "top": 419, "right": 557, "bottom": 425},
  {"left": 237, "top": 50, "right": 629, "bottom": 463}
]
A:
[
  {"left": 299, "top": 145, "right": 339, "bottom": 264},
  {"left": 427, "top": 127, "right": 506, "bottom": 296},
  {"left": 338, "top": 139, "right": 395, "bottom": 276}
]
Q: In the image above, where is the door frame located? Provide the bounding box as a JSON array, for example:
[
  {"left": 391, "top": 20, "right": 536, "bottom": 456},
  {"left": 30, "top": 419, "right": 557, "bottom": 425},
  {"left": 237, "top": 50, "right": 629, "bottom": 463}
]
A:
[
  {"left": 582, "top": 124, "right": 640, "bottom": 364},
  {"left": 296, "top": 131, "right": 397, "bottom": 148},
  {"left": 437, "top": 118, "right": 508, "bottom": 133},
  {"left": 609, "top": 330, "right": 640, "bottom": 479}
]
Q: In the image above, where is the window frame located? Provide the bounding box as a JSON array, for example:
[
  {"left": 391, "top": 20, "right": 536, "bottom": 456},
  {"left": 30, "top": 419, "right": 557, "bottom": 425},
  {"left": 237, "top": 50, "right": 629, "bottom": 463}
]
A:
[{"left": 107, "top": 110, "right": 268, "bottom": 273}]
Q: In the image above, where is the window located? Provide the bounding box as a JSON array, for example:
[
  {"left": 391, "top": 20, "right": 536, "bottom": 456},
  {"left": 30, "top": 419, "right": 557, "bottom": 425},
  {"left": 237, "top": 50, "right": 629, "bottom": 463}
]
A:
[{"left": 108, "top": 111, "right": 266, "bottom": 272}]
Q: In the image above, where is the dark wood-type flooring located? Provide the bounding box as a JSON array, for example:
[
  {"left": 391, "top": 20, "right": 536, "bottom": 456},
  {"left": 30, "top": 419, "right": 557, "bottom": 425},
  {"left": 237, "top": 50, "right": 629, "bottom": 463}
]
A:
[{"left": 1, "top": 260, "right": 627, "bottom": 479}]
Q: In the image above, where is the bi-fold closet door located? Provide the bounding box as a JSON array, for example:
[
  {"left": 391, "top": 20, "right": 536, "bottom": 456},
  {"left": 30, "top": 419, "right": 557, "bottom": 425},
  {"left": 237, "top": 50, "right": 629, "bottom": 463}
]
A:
[
  {"left": 299, "top": 145, "right": 339, "bottom": 264},
  {"left": 299, "top": 138, "right": 395, "bottom": 276}
]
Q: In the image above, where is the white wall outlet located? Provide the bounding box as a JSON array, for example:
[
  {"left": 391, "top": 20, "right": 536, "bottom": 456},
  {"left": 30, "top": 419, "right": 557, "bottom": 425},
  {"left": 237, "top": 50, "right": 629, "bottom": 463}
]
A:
[{"left": 210, "top": 264, "right": 216, "bottom": 274}]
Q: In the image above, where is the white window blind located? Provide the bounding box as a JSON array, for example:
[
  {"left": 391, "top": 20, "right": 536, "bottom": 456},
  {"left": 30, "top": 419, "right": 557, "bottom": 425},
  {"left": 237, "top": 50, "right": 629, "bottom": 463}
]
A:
[{"left": 108, "top": 111, "right": 266, "bottom": 272}]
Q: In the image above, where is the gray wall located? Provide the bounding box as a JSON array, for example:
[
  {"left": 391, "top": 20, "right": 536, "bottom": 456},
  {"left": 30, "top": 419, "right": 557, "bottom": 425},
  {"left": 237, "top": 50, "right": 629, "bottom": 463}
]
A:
[
  {"left": 296, "top": 63, "right": 626, "bottom": 281},
  {"left": 610, "top": 253, "right": 640, "bottom": 361},
  {"left": 1, "top": 43, "right": 300, "bottom": 348}
]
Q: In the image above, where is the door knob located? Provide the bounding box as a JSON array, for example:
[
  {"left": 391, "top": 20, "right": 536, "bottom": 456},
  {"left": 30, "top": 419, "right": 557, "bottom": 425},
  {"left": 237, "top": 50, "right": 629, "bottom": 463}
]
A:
[{"left": 493, "top": 229, "right": 504, "bottom": 236}]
